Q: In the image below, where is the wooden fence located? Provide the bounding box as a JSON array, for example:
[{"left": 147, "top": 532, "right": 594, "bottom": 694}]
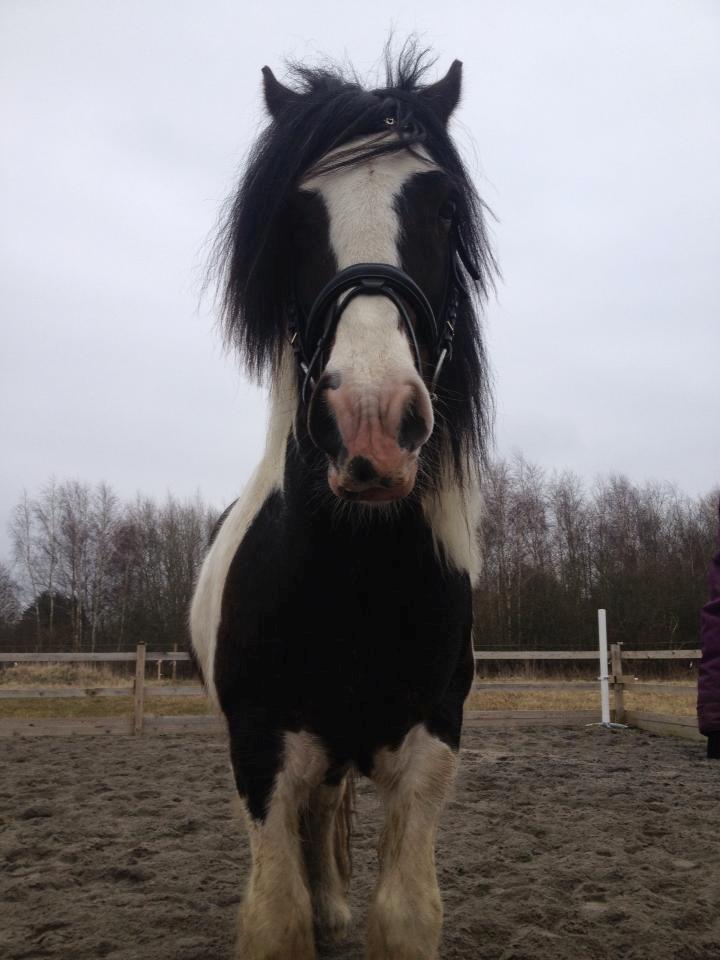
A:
[
  {"left": 475, "top": 645, "right": 702, "bottom": 741},
  {"left": 0, "top": 643, "right": 703, "bottom": 742}
]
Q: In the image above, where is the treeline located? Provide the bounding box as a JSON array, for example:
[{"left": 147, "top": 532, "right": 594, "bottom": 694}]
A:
[
  {"left": 1, "top": 465, "right": 717, "bottom": 653},
  {"left": 474, "top": 458, "right": 718, "bottom": 651},
  {"left": 1, "top": 480, "right": 217, "bottom": 651}
]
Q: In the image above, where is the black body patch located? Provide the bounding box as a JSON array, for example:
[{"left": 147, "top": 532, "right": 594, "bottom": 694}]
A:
[{"left": 214, "top": 442, "right": 474, "bottom": 820}]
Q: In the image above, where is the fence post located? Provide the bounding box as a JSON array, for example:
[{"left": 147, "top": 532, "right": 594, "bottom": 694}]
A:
[
  {"left": 610, "top": 642, "right": 625, "bottom": 723},
  {"left": 133, "top": 642, "right": 146, "bottom": 735},
  {"left": 172, "top": 643, "right": 178, "bottom": 683},
  {"left": 597, "top": 609, "right": 611, "bottom": 724}
]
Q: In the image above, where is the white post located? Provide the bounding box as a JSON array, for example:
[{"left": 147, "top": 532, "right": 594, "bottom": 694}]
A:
[{"left": 598, "top": 609, "right": 611, "bottom": 725}]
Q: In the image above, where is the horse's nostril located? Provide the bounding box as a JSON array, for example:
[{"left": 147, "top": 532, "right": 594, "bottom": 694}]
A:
[
  {"left": 398, "top": 400, "right": 430, "bottom": 451},
  {"left": 347, "top": 456, "right": 378, "bottom": 485}
]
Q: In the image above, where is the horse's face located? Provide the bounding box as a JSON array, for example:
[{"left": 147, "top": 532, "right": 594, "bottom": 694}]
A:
[{"left": 294, "top": 146, "right": 455, "bottom": 503}]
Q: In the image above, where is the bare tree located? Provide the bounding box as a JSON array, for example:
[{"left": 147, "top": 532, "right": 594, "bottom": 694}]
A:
[
  {"left": 56, "top": 480, "right": 92, "bottom": 649},
  {"left": 8, "top": 468, "right": 712, "bottom": 656},
  {"left": 86, "top": 483, "right": 119, "bottom": 651},
  {"left": 0, "top": 562, "right": 21, "bottom": 641},
  {"left": 7, "top": 479, "right": 218, "bottom": 652},
  {"left": 33, "top": 478, "right": 60, "bottom": 641},
  {"left": 10, "top": 491, "right": 42, "bottom": 645},
  {"left": 475, "top": 459, "right": 718, "bottom": 654}
]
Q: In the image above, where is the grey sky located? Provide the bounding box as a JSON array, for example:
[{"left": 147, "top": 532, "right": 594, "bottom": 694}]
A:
[{"left": 2, "top": 0, "right": 718, "bottom": 561}]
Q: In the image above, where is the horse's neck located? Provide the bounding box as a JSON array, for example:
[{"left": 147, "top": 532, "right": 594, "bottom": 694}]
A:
[{"left": 261, "top": 348, "right": 482, "bottom": 583}]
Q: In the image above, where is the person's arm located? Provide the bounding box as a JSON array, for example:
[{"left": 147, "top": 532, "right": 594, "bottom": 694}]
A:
[{"left": 698, "top": 501, "right": 720, "bottom": 758}]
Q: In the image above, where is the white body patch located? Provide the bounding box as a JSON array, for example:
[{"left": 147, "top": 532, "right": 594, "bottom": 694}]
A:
[
  {"left": 189, "top": 349, "right": 295, "bottom": 705},
  {"left": 421, "top": 458, "right": 482, "bottom": 583}
]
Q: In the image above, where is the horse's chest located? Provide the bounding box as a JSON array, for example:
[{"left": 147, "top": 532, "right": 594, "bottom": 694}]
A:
[
  {"left": 292, "top": 561, "right": 466, "bottom": 693},
  {"left": 216, "top": 493, "right": 473, "bottom": 753}
]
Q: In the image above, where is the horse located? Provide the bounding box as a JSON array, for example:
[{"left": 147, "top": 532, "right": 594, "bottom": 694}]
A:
[{"left": 190, "top": 47, "right": 494, "bottom": 960}]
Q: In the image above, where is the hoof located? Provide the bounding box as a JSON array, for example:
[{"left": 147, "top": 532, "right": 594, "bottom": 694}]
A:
[{"left": 315, "top": 897, "right": 351, "bottom": 945}]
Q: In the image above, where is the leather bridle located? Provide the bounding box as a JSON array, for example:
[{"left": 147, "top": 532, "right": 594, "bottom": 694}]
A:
[{"left": 287, "top": 222, "right": 479, "bottom": 407}]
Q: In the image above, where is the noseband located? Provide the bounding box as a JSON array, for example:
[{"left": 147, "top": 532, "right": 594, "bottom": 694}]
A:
[{"left": 287, "top": 225, "right": 478, "bottom": 407}]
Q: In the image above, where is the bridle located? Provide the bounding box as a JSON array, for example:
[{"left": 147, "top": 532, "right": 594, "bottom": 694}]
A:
[{"left": 287, "top": 221, "right": 479, "bottom": 407}]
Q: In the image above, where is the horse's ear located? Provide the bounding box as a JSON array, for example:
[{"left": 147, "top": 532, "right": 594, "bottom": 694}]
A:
[
  {"left": 418, "top": 60, "right": 463, "bottom": 125},
  {"left": 262, "top": 66, "right": 301, "bottom": 120}
]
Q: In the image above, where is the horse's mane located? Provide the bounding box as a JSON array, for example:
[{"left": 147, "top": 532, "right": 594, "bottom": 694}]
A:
[{"left": 213, "top": 43, "right": 496, "bottom": 476}]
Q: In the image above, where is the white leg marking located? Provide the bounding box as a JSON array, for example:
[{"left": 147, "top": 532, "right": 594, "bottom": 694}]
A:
[
  {"left": 367, "top": 725, "right": 457, "bottom": 960},
  {"left": 189, "top": 348, "right": 296, "bottom": 705},
  {"left": 237, "top": 731, "right": 328, "bottom": 960}
]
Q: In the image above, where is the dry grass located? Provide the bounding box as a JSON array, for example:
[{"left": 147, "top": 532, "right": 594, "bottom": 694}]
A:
[
  {"left": 467, "top": 688, "right": 597, "bottom": 713},
  {"left": 0, "top": 675, "right": 696, "bottom": 721},
  {"left": 0, "top": 661, "right": 198, "bottom": 688},
  {"left": 0, "top": 662, "right": 132, "bottom": 688},
  {"left": 467, "top": 685, "right": 696, "bottom": 717},
  {"left": 0, "top": 695, "right": 211, "bottom": 720},
  {"left": 0, "top": 694, "right": 693, "bottom": 722},
  {"left": 0, "top": 662, "right": 207, "bottom": 719}
]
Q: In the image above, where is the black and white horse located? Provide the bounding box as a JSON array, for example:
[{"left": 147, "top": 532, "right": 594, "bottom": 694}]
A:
[{"left": 191, "top": 49, "right": 494, "bottom": 960}]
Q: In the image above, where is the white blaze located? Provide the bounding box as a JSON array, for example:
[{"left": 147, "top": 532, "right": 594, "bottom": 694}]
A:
[{"left": 302, "top": 143, "right": 434, "bottom": 414}]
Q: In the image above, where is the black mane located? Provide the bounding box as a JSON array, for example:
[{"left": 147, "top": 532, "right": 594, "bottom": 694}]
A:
[{"left": 214, "top": 45, "right": 496, "bottom": 475}]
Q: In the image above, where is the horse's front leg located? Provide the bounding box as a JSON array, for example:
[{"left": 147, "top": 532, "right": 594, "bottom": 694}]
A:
[
  {"left": 367, "top": 724, "right": 457, "bottom": 960},
  {"left": 302, "top": 775, "right": 353, "bottom": 944},
  {"left": 230, "top": 726, "right": 328, "bottom": 960}
]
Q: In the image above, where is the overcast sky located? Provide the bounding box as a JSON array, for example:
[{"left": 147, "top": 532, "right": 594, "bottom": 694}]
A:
[{"left": 1, "top": 0, "right": 718, "bottom": 562}]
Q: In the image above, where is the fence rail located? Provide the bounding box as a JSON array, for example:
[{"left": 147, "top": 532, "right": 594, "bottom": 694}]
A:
[
  {"left": 473, "top": 649, "right": 701, "bottom": 661},
  {"left": 0, "top": 685, "right": 203, "bottom": 700},
  {"left": 1, "top": 648, "right": 701, "bottom": 663},
  {"left": 472, "top": 680, "right": 697, "bottom": 694},
  {"left": 0, "top": 651, "right": 188, "bottom": 663},
  {"left": 0, "top": 642, "right": 703, "bottom": 742}
]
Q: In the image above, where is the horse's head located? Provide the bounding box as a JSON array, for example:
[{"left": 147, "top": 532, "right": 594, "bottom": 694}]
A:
[
  {"left": 217, "top": 52, "right": 492, "bottom": 504},
  {"left": 296, "top": 145, "right": 461, "bottom": 502}
]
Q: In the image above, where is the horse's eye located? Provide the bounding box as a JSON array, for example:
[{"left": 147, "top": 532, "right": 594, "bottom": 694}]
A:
[{"left": 439, "top": 199, "right": 456, "bottom": 223}]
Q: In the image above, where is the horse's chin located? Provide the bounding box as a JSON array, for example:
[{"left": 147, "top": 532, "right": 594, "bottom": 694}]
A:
[
  {"left": 328, "top": 465, "right": 417, "bottom": 503},
  {"left": 336, "top": 485, "right": 413, "bottom": 503}
]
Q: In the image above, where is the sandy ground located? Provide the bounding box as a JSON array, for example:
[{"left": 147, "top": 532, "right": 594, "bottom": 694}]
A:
[{"left": 1, "top": 722, "right": 718, "bottom": 960}]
